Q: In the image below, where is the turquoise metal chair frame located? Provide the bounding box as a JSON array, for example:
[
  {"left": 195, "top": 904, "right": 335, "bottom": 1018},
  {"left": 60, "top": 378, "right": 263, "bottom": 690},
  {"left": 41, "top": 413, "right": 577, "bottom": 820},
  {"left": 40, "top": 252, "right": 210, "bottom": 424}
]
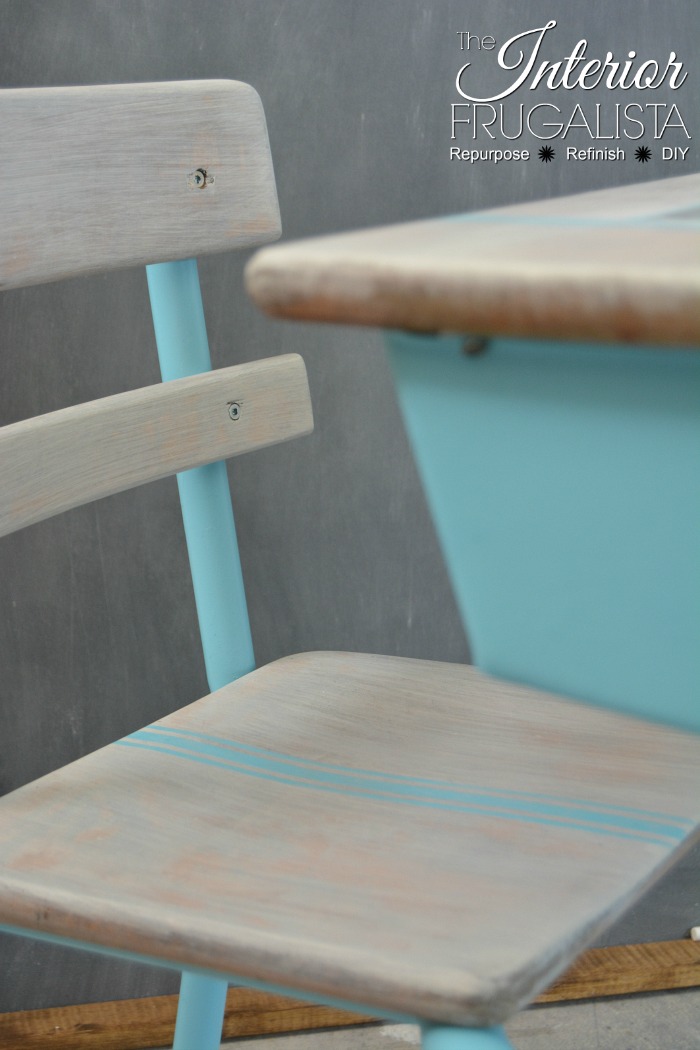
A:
[
  {"left": 147, "top": 257, "right": 247, "bottom": 1048},
  {"left": 422, "top": 1027, "right": 510, "bottom": 1050}
]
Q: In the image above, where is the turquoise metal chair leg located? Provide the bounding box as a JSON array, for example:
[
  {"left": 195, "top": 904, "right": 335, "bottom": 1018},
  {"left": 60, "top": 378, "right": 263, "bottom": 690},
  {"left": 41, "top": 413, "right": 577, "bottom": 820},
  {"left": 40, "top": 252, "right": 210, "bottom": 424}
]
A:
[
  {"left": 146, "top": 258, "right": 256, "bottom": 1048},
  {"left": 421, "top": 1024, "right": 514, "bottom": 1049},
  {"left": 173, "top": 971, "right": 228, "bottom": 1050}
]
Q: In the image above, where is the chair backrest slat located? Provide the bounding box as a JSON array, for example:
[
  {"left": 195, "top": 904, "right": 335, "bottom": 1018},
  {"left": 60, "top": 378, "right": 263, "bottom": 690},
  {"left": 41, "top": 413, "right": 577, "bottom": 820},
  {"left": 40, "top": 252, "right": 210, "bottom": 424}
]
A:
[
  {"left": 0, "top": 354, "right": 312, "bottom": 538},
  {"left": 0, "top": 80, "right": 281, "bottom": 290}
]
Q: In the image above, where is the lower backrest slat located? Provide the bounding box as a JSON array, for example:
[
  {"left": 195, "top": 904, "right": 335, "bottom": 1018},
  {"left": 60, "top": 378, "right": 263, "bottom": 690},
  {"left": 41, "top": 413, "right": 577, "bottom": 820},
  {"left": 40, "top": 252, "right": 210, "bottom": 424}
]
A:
[{"left": 0, "top": 355, "right": 312, "bottom": 538}]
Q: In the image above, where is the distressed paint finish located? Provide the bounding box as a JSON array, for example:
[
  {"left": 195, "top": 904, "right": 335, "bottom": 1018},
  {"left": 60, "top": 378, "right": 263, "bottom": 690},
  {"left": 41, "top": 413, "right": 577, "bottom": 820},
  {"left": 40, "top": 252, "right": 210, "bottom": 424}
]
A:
[
  {"left": 0, "top": 355, "right": 312, "bottom": 538},
  {"left": 0, "top": 80, "right": 280, "bottom": 290},
  {"left": 0, "top": 652, "right": 699, "bottom": 1026},
  {"left": 245, "top": 174, "right": 700, "bottom": 347}
]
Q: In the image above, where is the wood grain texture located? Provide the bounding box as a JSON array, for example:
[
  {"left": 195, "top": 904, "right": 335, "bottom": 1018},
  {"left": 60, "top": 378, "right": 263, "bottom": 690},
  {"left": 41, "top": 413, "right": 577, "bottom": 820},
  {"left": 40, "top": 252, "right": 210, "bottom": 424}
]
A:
[
  {"left": 245, "top": 174, "right": 700, "bottom": 347},
  {"left": 0, "top": 354, "right": 312, "bottom": 537},
  {"left": 0, "top": 986, "right": 373, "bottom": 1050},
  {"left": 536, "top": 939, "right": 700, "bottom": 1003},
  {"left": 1, "top": 940, "right": 698, "bottom": 1049},
  {"left": 1, "top": 652, "right": 699, "bottom": 1026},
  {"left": 0, "top": 80, "right": 281, "bottom": 290}
]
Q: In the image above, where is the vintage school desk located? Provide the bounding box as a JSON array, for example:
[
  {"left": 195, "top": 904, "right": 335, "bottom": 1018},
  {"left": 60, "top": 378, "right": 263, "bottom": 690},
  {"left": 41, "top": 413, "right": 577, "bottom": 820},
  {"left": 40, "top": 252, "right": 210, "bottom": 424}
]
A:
[
  {"left": 245, "top": 174, "right": 700, "bottom": 1048},
  {"left": 0, "top": 76, "right": 698, "bottom": 1050}
]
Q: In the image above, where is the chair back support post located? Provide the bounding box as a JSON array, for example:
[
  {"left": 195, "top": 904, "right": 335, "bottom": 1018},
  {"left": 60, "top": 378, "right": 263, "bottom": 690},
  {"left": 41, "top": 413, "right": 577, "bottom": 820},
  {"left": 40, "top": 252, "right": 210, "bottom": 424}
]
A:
[{"left": 146, "top": 257, "right": 255, "bottom": 690}]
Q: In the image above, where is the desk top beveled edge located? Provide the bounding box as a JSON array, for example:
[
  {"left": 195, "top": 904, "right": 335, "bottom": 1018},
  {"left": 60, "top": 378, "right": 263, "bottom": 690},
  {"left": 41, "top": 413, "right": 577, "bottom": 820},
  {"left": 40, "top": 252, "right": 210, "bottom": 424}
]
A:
[{"left": 245, "top": 173, "right": 700, "bottom": 347}]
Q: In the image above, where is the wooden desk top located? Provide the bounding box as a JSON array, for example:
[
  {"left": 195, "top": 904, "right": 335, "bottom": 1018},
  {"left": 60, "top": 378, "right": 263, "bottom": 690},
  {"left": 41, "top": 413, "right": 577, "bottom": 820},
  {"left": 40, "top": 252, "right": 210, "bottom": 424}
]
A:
[{"left": 246, "top": 174, "right": 700, "bottom": 347}]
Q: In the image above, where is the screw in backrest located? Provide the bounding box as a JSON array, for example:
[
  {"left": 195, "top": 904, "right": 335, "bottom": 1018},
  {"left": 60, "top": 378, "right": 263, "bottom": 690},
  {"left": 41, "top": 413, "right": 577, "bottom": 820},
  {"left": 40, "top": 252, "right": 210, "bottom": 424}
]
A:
[
  {"left": 187, "top": 168, "right": 215, "bottom": 190},
  {"left": 227, "top": 402, "right": 241, "bottom": 421}
]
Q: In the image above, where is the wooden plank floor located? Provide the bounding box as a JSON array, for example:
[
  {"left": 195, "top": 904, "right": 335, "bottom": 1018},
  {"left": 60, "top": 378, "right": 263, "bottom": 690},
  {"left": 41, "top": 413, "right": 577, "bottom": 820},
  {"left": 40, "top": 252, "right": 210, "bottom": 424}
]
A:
[
  {"left": 1, "top": 941, "right": 699, "bottom": 1050},
  {"left": 536, "top": 940, "right": 700, "bottom": 1003}
]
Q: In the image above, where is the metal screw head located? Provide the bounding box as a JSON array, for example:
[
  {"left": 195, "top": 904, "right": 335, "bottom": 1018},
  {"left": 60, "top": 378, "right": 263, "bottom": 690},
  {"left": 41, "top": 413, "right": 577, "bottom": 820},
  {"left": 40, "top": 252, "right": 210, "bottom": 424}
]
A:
[
  {"left": 227, "top": 401, "right": 241, "bottom": 421},
  {"left": 187, "top": 167, "right": 209, "bottom": 190}
]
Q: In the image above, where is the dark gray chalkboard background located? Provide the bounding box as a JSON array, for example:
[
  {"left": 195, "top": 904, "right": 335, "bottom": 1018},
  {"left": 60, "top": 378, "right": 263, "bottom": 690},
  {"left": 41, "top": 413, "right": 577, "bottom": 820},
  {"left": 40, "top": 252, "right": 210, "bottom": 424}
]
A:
[{"left": 0, "top": 0, "right": 697, "bottom": 1013}]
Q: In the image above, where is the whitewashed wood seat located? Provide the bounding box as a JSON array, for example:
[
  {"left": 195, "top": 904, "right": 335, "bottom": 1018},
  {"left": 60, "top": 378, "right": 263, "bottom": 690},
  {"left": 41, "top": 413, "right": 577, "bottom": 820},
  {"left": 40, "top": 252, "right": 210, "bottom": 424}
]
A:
[
  {"left": 2, "top": 82, "right": 699, "bottom": 1050},
  {"left": 2, "top": 650, "right": 700, "bottom": 1028}
]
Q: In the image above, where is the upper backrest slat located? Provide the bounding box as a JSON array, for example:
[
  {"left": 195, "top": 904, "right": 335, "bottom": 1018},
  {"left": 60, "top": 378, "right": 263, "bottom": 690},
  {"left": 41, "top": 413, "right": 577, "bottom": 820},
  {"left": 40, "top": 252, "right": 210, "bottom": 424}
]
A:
[
  {"left": 0, "top": 355, "right": 312, "bottom": 537},
  {"left": 0, "top": 80, "right": 281, "bottom": 290}
]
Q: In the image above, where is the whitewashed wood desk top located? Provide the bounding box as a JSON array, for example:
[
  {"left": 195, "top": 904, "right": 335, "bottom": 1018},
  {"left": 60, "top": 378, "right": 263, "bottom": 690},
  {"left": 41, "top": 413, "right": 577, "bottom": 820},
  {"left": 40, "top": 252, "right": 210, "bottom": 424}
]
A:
[{"left": 245, "top": 174, "right": 700, "bottom": 347}]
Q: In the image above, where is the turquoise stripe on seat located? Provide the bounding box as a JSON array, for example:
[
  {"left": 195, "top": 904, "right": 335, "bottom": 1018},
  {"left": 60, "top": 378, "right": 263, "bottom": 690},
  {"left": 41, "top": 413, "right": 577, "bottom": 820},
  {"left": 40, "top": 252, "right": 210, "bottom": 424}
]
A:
[
  {"left": 151, "top": 725, "right": 691, "bottom": 825},
  {"left": 116, "top": 728, "right": 693, "bottom": 847}
]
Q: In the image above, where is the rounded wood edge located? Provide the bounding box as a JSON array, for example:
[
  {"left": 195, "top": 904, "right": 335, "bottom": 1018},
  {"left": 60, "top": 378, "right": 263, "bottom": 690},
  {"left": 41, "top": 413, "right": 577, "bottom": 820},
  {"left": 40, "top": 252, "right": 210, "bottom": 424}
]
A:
[{"left": 245, "top": 254, "right": 700, "bottom": 349}]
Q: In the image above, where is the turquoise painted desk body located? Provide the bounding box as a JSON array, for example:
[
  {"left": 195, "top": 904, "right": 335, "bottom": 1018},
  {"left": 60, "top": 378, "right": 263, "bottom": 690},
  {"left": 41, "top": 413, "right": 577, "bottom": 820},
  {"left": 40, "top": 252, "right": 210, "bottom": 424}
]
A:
[{"left": 387, "top": 332, "right": 700, "bottom": 732}]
